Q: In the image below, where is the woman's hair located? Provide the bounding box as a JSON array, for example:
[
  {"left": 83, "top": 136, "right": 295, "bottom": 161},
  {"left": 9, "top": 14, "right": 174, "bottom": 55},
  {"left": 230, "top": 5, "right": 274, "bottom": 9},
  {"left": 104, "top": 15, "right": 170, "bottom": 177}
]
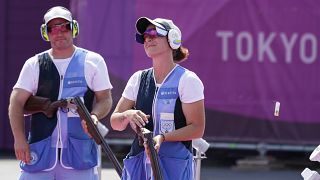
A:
[{"left": 173, "top": 46, "right": 189, "bottom": 63}]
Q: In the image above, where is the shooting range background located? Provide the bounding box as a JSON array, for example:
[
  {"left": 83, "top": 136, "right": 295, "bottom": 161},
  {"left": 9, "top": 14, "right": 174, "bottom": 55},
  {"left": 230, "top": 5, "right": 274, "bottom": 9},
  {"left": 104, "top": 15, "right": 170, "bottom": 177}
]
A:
[{"left": 0, "top": 0, "right": 319, "bottom": 150}]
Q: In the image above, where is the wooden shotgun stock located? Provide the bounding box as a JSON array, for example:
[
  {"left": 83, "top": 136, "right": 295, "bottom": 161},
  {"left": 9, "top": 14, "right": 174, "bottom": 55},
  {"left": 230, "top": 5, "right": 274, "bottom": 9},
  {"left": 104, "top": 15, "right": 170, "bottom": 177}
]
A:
[
  {"left": 140, "top": 128, "right": 163, "bottom": 180},
  {"left": 24, "top": 96, "right": 68, "bottom": 118},
  {"left": 72, "top": 96, "right": 123, "bottom": 177}
]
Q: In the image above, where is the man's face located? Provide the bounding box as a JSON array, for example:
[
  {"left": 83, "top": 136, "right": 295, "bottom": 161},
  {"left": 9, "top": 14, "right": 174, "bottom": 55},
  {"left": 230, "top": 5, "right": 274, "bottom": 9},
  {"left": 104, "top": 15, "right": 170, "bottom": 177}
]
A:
[{"left": 47, "top": 18, "right": 73, "bottom": 50}]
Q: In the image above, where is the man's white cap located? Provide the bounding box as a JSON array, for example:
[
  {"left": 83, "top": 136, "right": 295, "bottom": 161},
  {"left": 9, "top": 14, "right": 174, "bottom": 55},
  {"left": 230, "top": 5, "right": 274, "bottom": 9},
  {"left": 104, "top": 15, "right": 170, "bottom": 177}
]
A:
[{"left": 44, "top": 6, "right": 72, "bottom": 24}]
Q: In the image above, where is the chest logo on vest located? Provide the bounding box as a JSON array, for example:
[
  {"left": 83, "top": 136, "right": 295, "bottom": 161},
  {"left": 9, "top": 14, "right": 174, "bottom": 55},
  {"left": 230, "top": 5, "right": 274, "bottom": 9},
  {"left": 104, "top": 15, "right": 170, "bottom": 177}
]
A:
[
  {"left": 64, "top": 77, "right": 86, "bottom": 88},
  {"left": 68, "top": 79, "right": 83, "bottom": 85},
  {"left": 160, "top": 91, "right": 176, "bottom": 95},
  {"left": 158, "top": 88, "right": 178, "bottom": 99}
]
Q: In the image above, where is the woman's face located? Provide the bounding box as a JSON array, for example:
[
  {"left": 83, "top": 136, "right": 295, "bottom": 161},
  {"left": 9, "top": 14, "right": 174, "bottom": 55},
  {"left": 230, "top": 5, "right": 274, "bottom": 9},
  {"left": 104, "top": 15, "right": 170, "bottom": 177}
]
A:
[{"left": 143, "top": 25, "right": 171, "bottom": 58}]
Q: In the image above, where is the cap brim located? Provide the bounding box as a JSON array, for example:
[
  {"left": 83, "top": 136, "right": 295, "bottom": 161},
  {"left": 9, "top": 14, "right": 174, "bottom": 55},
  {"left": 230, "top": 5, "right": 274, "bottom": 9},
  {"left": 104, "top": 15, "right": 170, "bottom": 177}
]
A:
[
  {"left": 45, "top": 16, "right": 71, "bottom": 24},
  {"left": 136, "top": 17, "right": 166, "bottom": 34}
]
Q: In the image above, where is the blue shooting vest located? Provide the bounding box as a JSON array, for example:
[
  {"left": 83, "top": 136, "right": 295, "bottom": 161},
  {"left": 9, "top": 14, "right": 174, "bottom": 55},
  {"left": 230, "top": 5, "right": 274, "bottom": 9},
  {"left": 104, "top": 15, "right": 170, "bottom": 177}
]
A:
[
  {"left": 122, "top": 65, "right": 193, "bottom": 180},
  {"left": 20, "top": 48, "right": 97, "bottom": 172}
]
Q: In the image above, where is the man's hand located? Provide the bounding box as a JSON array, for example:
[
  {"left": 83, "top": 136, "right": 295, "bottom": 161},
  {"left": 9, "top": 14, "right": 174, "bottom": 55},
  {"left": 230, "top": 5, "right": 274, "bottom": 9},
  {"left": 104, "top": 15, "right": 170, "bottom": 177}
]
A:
[
  {"left": 8, "top": 89, "right": 32, "bottom": 164},
  {"left": 81, "top": 114, "right": 99, "bottom": 138},
  {"left": 14, "top": 138, "right": 30, "bottom": 164}
]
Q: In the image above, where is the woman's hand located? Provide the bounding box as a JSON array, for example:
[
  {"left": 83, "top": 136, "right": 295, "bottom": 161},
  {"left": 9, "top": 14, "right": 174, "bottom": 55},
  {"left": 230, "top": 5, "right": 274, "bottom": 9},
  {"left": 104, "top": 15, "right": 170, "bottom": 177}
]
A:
[
  {"left": 144, "top": 133, "right": 165, "bottom": 159},
  {"left": 153, "top": 134, "right": 165, "bottom": 152},
  {"left": 123, "top": 110, "right": 149, "bottom": 132}
]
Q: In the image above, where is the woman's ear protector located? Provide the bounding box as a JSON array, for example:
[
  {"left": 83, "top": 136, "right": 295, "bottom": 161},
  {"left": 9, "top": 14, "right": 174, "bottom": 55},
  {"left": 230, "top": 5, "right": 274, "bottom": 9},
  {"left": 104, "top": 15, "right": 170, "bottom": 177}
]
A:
[
  {"left": 158, "top": 22, "right": 182, "bottom": 49},
  {"left": 40, "top": 20, "right": 79, "bottom": 41},
  {"left": 167, "top": 28, "right": 182, "bottom": 49}
]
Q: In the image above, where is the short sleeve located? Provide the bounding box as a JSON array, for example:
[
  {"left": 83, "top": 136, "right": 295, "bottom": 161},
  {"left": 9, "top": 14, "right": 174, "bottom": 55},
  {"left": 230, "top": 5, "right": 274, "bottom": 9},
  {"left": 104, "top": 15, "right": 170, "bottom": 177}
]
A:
[
  {"left": 122, "top": 71, "right": 142, "bottom": 101},
  {"left": 85, "top": 51, "right": 113, "bottom": 91},
  {"left": 179, "top": 71, "right": 204, "bottom": 103},
  {"left": 13, "top": 56, "right": 39, "bottom": 94}
]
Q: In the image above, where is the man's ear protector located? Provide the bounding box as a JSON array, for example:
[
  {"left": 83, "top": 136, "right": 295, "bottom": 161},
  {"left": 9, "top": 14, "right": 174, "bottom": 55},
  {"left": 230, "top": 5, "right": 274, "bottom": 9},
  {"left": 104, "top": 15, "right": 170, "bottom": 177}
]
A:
[
  {"left": 159, "top": 22, "right": 182, "bottom": 50},
  {"left": 40, "top": 20, "right": 79, "bottom": 41},
  {"left": 40, "top": 24, "right": 49, "bottom": 41}
]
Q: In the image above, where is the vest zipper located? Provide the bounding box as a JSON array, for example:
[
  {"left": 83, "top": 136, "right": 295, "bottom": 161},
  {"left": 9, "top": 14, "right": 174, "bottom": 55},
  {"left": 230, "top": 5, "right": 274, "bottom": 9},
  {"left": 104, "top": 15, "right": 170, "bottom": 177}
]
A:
[
  {"left": 58, "top": 74, "right": 64, "bottom": 148},
  {"left": 57, "top": 72, "right": 64, "bottom": 157},
  {"left": 152, "top": 87, "right": 159, "bottom": 136}
]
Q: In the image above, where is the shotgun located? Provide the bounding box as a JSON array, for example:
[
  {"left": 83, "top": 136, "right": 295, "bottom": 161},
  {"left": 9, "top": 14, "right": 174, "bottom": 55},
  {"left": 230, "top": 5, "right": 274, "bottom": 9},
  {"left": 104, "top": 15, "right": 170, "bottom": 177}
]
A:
[
  {"left": 72, "top": 96, "right": 123, "bottom": 177},
  {"left": 140, "top": 128, "right": 163, "bottom": 180}
]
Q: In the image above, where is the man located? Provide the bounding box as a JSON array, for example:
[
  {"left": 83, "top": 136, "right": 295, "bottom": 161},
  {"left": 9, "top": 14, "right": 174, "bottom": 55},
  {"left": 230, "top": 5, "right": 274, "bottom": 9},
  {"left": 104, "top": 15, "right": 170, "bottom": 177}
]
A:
[{"left": 8, "top": 6, "right": 113, "bottom": 180}]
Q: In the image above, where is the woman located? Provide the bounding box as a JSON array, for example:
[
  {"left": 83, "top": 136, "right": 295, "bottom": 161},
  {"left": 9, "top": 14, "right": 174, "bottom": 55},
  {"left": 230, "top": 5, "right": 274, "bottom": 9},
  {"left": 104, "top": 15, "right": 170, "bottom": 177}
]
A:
[{"left": 110, "top": 17, "right": 205, "bottom": 180}]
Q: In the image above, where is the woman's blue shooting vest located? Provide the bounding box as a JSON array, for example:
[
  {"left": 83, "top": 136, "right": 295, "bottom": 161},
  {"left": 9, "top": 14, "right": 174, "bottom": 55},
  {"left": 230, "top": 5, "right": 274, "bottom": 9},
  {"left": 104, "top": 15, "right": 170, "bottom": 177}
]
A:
[
  {"left": 20, "top": 48, "right": 97, "bottom": 172},
  {"left": 121, "top": 65, "right": 193, "bottom": 180}
]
